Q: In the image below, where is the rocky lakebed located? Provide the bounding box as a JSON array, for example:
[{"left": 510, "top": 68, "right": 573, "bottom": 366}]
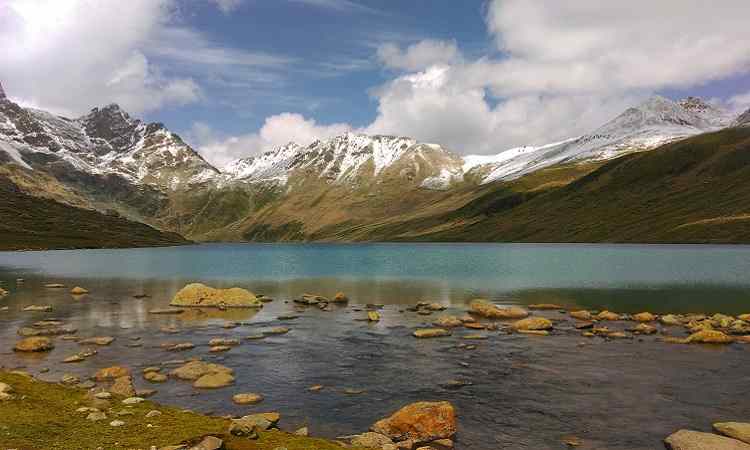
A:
[{"left": 2, "top": 278, "right": 750, "bottom": 449}]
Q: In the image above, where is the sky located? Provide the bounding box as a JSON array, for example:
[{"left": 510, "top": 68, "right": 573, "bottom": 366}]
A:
[{"left": 2, "top": 0, "right": 750, "bottom": 168}]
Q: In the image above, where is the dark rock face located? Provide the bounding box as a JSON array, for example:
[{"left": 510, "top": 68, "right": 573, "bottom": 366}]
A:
[
  {"left": 734, "top": 109, "right": 750, "bottom": 127},
  {"left": 0, "top": 81, "right": 6, "bottom": 100},
  {"left": 80, "top": 104, "right": 142, "bottom": 153}
]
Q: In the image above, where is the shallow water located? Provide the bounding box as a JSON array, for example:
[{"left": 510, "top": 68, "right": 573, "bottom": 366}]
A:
[{"left": 1, "top": 243, "right": 750, "bottom": 449}]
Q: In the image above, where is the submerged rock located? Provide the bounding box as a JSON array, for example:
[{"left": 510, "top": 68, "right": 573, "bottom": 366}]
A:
[
  {"left": 70, "top": 286, "right": 89, "bottom": 295},
  {"left": 171, "top": 360, "right": 234, "bottom": 381},
  {"left": 371, "top": 401, "right": 457, "bottom": 444},
  {"left": 232, "top": 393, "right": 264, "bottom": 405},
  {"left": 434, "top": 316, "right": 463, "bottom": 328},
  {"left": 170, "top": 283, "right": 262, "bottom": 308},
  {"left": 413, "top": 328, "right": 451, "bottom": 338},
  {"left": 79, "top": 336, "right": 115, "bottom": 346},
  {"left": 664, "top": 429, "right": 750, "bottom": 449},
  {"left": 193, "top": 372, "right": 235, "bottom": 389}
]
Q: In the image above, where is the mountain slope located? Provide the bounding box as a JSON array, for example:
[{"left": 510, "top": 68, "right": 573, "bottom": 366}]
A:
[
  {"left": 734, "top": 108, "right": 750, "bottom": 127},
  {"left": 0, "top": 176, "right": 189, "bottom": 250},
  {"left": 369, "top": 127, "right": 750, "bottom": 243}
]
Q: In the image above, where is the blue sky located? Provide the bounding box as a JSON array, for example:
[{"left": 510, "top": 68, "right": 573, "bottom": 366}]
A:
[{"left": 2, "top": 0, "right": 750, "bottom": 166}]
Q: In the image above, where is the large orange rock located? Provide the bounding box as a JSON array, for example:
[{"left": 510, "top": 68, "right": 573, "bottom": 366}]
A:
[
  {"left": 13, "top": 337, "right": 54, "bottom": 352},
  {"left": 170, "top": 283, "right": 262, "bottom": 308},
  {"left": 469, "top": 299, "right": 528, "bottom": 320},
  {"left": 371, "top": 401, "right": 456, "bottom": 444}
]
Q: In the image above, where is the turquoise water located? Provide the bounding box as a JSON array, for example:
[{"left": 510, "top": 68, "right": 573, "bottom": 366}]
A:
[{"left": 2, "top": 243, "right": 750, "bottom": 312}]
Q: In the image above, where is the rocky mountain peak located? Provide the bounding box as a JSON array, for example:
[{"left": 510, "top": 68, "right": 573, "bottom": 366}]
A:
[
  {"left": 734, "top": 108, "right": 750, "bottom": 127},
  {"left": 0, "top": 81, "right": 6, "bottom": 100},
  {"left": 679, "top": 96, "right": 733, "bottom": 128},
  {"left": 78, "top": 103, "right": 142, "bottom": 153}
]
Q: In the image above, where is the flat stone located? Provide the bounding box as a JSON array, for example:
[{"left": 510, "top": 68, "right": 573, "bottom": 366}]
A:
[
  {"left": 413, "top": 328, "right": 451, "bottom": 338},
  {"left": 665, "top": 429, "right": 750, "bottom": 449},
  {"left": 193, "top": 372, "right": 235, "bottom": 389},
  {"left": 79, "top": 336, "right": 114, "bottom": 346},
  {"left": 714, "top": 422, "right": 750, "bottom": 444},
  {"left": 122, "top": 397, "right": 145, "bottom": 404},
  {"left": 13, "top": 336, "right": 54, "bottom": 352},
  {"left": 232, "top": 393, "right": 264, "bottom": 405}
]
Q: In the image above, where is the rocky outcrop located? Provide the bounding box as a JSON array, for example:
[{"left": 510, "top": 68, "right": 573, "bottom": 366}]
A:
[
  {"left": 170, "top": 283, "right": 262, "bottom": 308},
  {"left": 371, "top": 401, "right": 456, "bottom": 445}
]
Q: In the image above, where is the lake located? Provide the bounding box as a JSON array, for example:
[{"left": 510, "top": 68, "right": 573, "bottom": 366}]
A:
[{"left": 1, "top": 243, "right": 749, "bottom": 449}]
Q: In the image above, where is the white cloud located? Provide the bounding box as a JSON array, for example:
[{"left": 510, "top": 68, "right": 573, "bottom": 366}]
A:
[
  {"left": 377, "top": 39, "right": 460, "bottom": 72},
  {"left": 190, "top": 113, "right": 352, "bottom": 167},
  {"left": 286, "top": 0, "right": 378, "bottom": 14},
  {"left": 210, "top": 0, "right": 243, "bottom": 14}
]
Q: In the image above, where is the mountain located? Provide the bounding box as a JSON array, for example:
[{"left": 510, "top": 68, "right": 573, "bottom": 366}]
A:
[
  {"left": 359, "top": 127, "right": 750, "bottom": 243},
  {"left": 462, "top": 96, "right": 730, "bottom": 183},
  {"left": 1, "top": 80, "right": 747, "bottom": 245},
  {"left": 734, "top": 108, "right": 750, "bottom": 127},
  {"left": 0, "top": 175, "right": 189, "bottom": 251}
]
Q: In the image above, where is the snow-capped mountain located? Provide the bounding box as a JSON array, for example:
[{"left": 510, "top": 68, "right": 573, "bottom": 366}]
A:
[
  {"left": 0, "top": 94, "right": 218, "bottom": 191},
  {"left": 463, "top": 96, "right": 732, "bottom": 183},
  {"left": 734, "top": 108, "right": 750, "bottom": 127},
  {"left": 224, "top": 132, "right": 464, "bottom": 190}
]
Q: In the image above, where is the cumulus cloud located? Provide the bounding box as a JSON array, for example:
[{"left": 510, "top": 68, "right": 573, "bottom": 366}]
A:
[
  {"left": 364, "top": 0, "right": 750, "bottom": 153},
  {"left": 189, "top": 113, "right": 352, "bottom": 167},
  {"left": 377, "top": 39, "right": 460, "bottom": 72}
]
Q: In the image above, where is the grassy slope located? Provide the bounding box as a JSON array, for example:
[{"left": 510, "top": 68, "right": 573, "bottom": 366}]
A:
[
  {"left": 0, "top": 371, "right": 363, "bottom": 450},
  {"left": 381, "top": 127, "right": 750, "bottom": 243},
  {"left": 0, "top": 176, "right": 190, "bottom": 250}
]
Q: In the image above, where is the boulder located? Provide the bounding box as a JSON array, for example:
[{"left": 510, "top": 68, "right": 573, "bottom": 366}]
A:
[
  {"left": 332, "top": 292, "right": 349, "bottom": 303},
  {"left": 686, "top": 330, "right": 734, "bottom": 344},
  {"left": 660, "top": 314, "right": 683, "bottom": 326},
  {"left": 95, "top": 366, "right": 131, "bottom": 381},
  {"left": 633, "top": 312, "right": 656, "bottom": 322},
  {"left": 170, "top": 283, "right": 262, "bottom": 308},
  {"left": 70, "top": 286, "right": 89, "bottom": 295},
  {"left": 469, "top": 299, "right": 528, "bottom": 319},
  {"left": 714, "top": 423, "right": 750, "bottom": 444},
  {"left": 193, "top": 372, "right": 235, "bottom": 389},
  {"left": 664, "top": 429, "right": 750, "bottom": 449},
  {"left": 13, "top": 337, "right": 54, "bottom": 352},
  {"left": 371, "top": 401, "right": 456, "bottom": 444},
  {"left": 171, "top": 361, "right": 233, "bottom": 381},
  {"left": 413, "top": 329, "right": 451, "bottom": 338},
  {"left": 512, "top": 317, "right": 553, "bottom": 331}
]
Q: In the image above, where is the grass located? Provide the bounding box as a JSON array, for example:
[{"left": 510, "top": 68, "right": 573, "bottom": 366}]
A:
[
  {"left": 0, "top": 177, "right": 190, "bottom": 251},
  {"left": 0, "top": 371, "right": 365, "bottom": 450}
]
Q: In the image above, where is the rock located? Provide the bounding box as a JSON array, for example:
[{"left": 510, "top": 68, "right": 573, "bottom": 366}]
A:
[
  {"left": 344, "top": 388, "right": 365, "bottom": 395},
  {"left": 413, "top": 328, "right": 451, "bottom": 338},
  {"left": 79, "top": 336, "right": 114, "bottom": 346},
  {"left": 368, "top": 311, "right": 381, "bottom": 322},
  {"left": 664, "top": 429, "right": 750, "bottom": 449},
  {"left": 171, "top": 361, "right": 234, "bottom": 381},
  {"left": 459, "top": 315, "right": 475, "bottom": 323},
  {"left": 122, "top": 396, "right": 145, "bottom": 404},
  {"left": 461, "top": 334, "right": 488, "bottom": 340},
  {"left": 569, "top": 310, "right": 592, "bottom": 321},
  {"left": 188, "top": 436, "right": 223, "bottom": 450},
  {"left": 469, "top": 299, "right": 528, "bottom": 319},
  {"left": 686, "top": 330, "right": 734, "bottom": 344},
  {"left": 463, "top": 322, "right": 485, "bottom": 330},
  {"left": 111, "top": 376, "right": 136, "bottom": 397},
  {"left": 332, "top": 292, "right": 349, "bottom": 303},
  {"left": 143, "top": 370, "right": 167, "bottom": 382},
  {"left": 425, "top": 303, "right": 447, "bottom": 311},
  {"left": 372, "top": 401, "right": 456, "bottom": 444},
  {"left": 193, "top": 372, "right": 235, "bottom": 389},
  {"left": 60, "top": 374, "right": 80, "bottom": 385},
  {"left": 528, "top": 304, "right": 563, "bottom": 310},
  {"left": 0, "top": 287, "right": 7, "bottom": 298},
  {"left": 87, "top": 411, "right": 107, "bottom": 421},
  {"left": 164, "top": 342, "right": 195, "bottom": 351},
  {"left": 63, "top": 354, "right": 85, "bottom": 363},
  {"left": 660, "top": 314, "right": 683, "bottom": 326},
  {"left": 350, "top": 432, "right": 394, "bottom": 448},
  {"left": 633, "top": 312, "right": 656, "bottom": 322},
  {"left": 629, "top": 323, "right": 657, "bottom": 335},
  {"left": 294, "top": 427, "right": 309, "bottom": 437},
  {"left": 512, "top": 317, "right": 553, "bottom": 331},
  {"left": 434, "top": 316, "right": 463, "bottom": 328},
  {"left": 145, "top": 410, "right": 162, "bottom": 418},
  {"left": 209, "top": 346, "right": 232, "bottom": 353},
  {"left": 148, "top": 308, "right": 185, "bottom": 315},
  {"left": 431, "top": 439, "right": 454, "bottom": 448},
  {"left": 517, "top": 330, "right": 549, "bottom": 336},
  {"left": 70, "top": 286, "right": 89, "bottom": 295},
  {"left": 94, "top": 391, "right": 112, "bottom": 399},
  {"left": 170, "top": 283, "right": 262, "bottom": 308},
  {"left": 596, "top": 310, "right": 620, "bottom": 321},
  {"left": 308, "top": 384, "right": 324, "bottom": 392},
  {"left": 714, "top": 423, "right": 750, "bottom": 444},
  {"left": 229, "top": 413, "right": 280, "bottom": 434},
  {"left": 23, "top": 305, "right": 52, "bottom": 312},
  {"left": 739, "top": 314, "right": 750, "bottom": 322},
  {"left": 232, "top": 393, "right": 264, "bottom": 405},
  {"left": 13, "top": 336, "right": 54, "bottom": 352},
  {"left": 95, "top": 366, "right": 131, "bottom": 381},
  {"left": 44, "top": 283, "right": 65, "bottom": 288},
  {"left": 136, "top": 388, "right": 157, "bottom": 398},
  {"left": 18, "top": 325, "right": 77, "bottom": 337}
]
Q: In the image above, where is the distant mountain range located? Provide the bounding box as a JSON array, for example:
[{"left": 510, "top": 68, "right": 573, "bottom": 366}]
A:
[{"left": 1, "top": 79, "right": 749, "bottom": 248}]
